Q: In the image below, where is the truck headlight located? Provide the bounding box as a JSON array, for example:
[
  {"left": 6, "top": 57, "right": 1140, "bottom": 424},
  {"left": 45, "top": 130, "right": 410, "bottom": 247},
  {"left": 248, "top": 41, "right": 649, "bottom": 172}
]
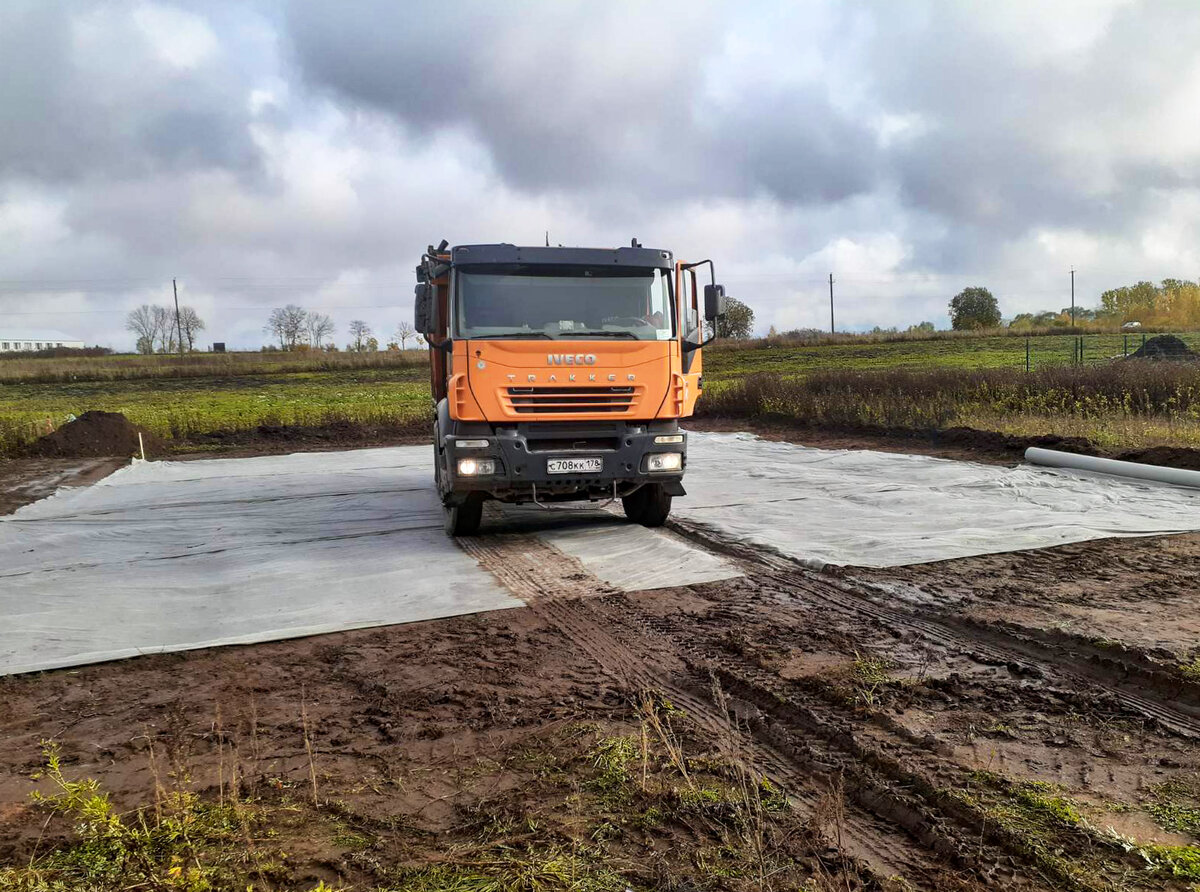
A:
[
  {"left": 458, "top": 458, "right": 496, "bottom": 476},
  {"left": 456, "top": 438, "right": 490, "bottom": 448},
  {"left": 646, "top": 452, "right": 682, "bottom": 472},
  {"left": 654, "top": 434, "right": 684, "bottom": 444}
]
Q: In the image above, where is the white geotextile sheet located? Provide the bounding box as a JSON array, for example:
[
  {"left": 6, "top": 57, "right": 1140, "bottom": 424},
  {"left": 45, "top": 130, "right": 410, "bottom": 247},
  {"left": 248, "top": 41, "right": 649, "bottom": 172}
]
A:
[
  {"left": 0, "top": 447, "right": 739, "bottom": 676},
  {"left": 679, "top": 432, "right": 1200, "bottom": 568},
  {"left": 7, "top": 432, "right": 1200, "bottom": 676}
]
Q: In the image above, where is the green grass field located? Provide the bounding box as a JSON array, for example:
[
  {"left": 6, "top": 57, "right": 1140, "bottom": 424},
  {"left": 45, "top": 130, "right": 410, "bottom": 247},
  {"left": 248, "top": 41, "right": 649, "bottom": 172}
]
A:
[
  {"left": 703, "top": 330, "right": 1192, "bottom": 380},
  {"left": 0, "top": 367, "right": 429, "bottom": 456},
  {"left": 3, "top": 331, "right": 1200, "bottom": 457}
]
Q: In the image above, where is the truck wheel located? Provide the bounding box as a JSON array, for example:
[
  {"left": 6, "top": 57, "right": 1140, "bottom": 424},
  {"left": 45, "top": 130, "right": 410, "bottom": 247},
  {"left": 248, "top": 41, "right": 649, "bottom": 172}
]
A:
[
  {"left": 622, "top": 483, "right": 672, "bottom": 527},
  {"left": 444, "top": 493, "right": 484, "bottom": 536}
]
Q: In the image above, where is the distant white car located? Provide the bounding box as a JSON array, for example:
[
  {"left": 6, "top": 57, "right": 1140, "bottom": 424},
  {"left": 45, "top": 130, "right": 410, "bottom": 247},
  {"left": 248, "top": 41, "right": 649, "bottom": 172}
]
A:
[{"left": 1122, "top": 321, "right": 1142, "bottom": 329}]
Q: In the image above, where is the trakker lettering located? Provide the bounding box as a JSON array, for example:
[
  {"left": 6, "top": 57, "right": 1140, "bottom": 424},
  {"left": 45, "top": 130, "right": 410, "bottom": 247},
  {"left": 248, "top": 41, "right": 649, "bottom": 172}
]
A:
[{"left": 547, "top": 354, "right": 596, "bottom": 366}]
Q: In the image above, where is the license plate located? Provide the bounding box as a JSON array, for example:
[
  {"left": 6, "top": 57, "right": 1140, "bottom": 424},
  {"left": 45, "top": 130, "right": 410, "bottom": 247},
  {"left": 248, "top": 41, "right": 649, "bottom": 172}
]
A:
[{"left": 547, "top": 457, "right": 603, "bottom": 475}]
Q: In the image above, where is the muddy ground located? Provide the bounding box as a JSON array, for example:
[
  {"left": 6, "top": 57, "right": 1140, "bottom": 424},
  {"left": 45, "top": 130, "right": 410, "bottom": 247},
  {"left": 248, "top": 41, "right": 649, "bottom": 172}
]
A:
[{"left": 3, "top": 437, "right": 1200, "bottom": 891}]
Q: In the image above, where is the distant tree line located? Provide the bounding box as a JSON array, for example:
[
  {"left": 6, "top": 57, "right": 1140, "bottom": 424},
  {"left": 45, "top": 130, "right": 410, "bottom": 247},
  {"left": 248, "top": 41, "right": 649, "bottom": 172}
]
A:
[
  {"left": 263, "top": 304, "right": 423, "bottom": 353},
  {"left": 978, "top": 279, "right": 1200, "bottom": 331},
  {"left": 126, "top": 304, "right": 205, "bottom": 354},
  {"left": 1097, "top": 279, "right": 1200, "bottom": 327}
]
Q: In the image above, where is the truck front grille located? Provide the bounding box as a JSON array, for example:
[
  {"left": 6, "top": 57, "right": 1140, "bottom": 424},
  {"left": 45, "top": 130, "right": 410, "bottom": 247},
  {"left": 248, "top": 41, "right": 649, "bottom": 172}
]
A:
[{"left": 503, "top": 385, "right": 639, "bottom": 415}]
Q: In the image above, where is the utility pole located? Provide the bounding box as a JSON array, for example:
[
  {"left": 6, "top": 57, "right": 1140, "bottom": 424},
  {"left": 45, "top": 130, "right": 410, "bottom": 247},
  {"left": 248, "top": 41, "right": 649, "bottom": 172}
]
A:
[
  {"left": 1070, "top": 268, "right": 1075, "bottom": 331},
  {"left": 829, "top": 273, "right": 835, "bottom": 334},
  {"left": 173, "top": 278, "right": 184, "bottom": 357}
]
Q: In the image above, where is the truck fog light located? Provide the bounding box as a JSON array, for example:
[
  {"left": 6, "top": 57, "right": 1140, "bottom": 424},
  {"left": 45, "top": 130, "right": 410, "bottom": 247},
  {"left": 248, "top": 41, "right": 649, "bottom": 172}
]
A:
[
  {"left": 456, "top": 438, "right": 490, "bottom": 448},
  {"left": 458, "top": 458, "right": 495, "bottom": 476},
  {"left": 647, "top": 452, "right": 682, "bottom": 472},
  {"left": 654, "top": 434, "right": 684, "bottom": 444}
]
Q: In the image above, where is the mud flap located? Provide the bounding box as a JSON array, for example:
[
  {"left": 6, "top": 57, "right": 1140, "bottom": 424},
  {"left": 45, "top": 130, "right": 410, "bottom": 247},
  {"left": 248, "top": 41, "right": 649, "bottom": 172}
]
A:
[{"left": 661, "top": 480, "right": 686, "bottom": 496}]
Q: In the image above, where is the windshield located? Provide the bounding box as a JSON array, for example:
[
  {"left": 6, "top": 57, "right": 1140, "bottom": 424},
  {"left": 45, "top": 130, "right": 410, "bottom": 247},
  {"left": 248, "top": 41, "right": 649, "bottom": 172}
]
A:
[{"left": 455, "top": 265, "right": 674, "bottom": 340}]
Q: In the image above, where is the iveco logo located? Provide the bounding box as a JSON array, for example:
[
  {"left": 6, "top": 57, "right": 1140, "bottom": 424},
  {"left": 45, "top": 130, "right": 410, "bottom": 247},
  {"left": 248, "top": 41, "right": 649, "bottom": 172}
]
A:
[{"left": 547, "top": 353, "right": 596, "bottom": 366}]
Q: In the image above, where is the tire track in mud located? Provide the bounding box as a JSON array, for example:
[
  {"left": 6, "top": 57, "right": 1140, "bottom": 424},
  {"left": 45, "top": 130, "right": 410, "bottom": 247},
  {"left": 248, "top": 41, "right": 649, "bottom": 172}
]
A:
[
  {"left": 667, "top": 517, "right": 1200, "bottom": 740},
  {"left": 458, "top": 531, "right": 1050, "bottom": 888}
]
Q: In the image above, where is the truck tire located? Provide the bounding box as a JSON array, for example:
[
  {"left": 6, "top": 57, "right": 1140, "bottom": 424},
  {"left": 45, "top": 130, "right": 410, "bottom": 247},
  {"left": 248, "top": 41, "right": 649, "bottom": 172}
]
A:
[
  {"left": 622, "top": 483, "right": 672, "bottom": 527},
  {"left": 444, "top": 493, "right": 484, "bottom": 536}
]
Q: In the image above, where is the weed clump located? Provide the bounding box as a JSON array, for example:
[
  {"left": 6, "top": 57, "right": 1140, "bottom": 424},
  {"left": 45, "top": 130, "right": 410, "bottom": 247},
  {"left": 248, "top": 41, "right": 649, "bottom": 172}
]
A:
[
  {"left": 950, "top": 769, "right": 1200, "bottom": 888},
  {"left": 849, "top": 653, "right": 894, "bottom": 706},
  {"left": 587, "top": 736, "right": 636, "bottom": 791},
  {"left": 0, "top": 743, "right": 284, "bottom": 892},
  {"left": 385, "top": 848, "right": 628, "bottom": 892},
  {"left": 1145, "top": 775, "right": 1200, "bottom": 838}
]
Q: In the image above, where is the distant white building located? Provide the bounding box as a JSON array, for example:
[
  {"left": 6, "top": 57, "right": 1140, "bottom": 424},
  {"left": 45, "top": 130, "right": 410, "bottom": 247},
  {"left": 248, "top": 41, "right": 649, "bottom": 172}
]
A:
[{"left": 0, "top": 330, "right": 86, "bottom": 352}]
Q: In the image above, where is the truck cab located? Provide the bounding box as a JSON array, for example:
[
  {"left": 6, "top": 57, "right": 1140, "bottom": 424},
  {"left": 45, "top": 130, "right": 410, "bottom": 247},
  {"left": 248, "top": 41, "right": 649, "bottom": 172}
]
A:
[{"left": 414, "top": 240, "right": 727, "bottom": 535}]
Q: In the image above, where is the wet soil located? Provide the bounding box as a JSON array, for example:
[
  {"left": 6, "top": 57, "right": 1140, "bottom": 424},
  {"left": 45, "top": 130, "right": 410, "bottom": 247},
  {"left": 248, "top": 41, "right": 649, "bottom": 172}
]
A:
[
  {"left": 0, "top": 455, "right": 126, "bottom": 515},
  {"left": 5, "top": 435, "right": 1200, "bottom": 889},
  {"left": 855, "top": 533, "right": 1200, "bottom": 664},
  {"left": 178, "top": 418, "right": 429, "bottom": 455}
]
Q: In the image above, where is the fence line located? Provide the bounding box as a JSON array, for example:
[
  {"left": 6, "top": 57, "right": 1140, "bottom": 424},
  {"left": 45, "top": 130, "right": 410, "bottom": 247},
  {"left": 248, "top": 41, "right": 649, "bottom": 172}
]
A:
[{"left": 1021, "top": 331, "right": 1191, "bottom": 370}]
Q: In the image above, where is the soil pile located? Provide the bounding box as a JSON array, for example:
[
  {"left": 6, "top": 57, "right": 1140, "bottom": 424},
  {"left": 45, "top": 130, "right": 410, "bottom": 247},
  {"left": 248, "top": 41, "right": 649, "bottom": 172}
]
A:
[
  {"left": 1117, "top": 445, "right": 1200, "bottom": 473},
  {"left": 1128, "top": 334, "right": 1197, "bottom": 360},
  {"left": 29, "top": 411, "right": 162, "bottom": 458}
]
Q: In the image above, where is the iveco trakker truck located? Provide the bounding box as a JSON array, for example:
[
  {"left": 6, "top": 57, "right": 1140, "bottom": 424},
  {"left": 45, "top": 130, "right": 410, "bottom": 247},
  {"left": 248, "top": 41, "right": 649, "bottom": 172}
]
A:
[{"left": 414, "top": 239, "right": 728, "bottom": 536}]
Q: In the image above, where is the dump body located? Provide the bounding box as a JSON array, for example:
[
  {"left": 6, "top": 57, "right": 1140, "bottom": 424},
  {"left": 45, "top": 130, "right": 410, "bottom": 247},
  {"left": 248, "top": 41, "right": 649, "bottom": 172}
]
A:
[{"left": 415, "top": 241, "right": 725, "bottom": 534}]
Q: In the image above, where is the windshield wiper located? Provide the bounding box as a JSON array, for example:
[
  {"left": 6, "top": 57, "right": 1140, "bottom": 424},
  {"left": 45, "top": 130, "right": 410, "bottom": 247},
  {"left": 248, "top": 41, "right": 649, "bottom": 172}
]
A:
[
  {"left": 470, "top": 332, "right": 554, "bottom": 339},
  {"left": 568, "top": 330, "right": 641, "bottom": 339}
]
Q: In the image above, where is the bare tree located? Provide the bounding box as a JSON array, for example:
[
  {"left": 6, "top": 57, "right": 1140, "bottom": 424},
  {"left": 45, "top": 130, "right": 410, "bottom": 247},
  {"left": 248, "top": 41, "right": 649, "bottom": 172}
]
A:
[
  {"left": 266, "top": 305, "right": 309, "bottom": 350},
  {"left": 348, "top": 319, "right": 372, "bottom": 352},
  {"left": 394, "top": 320, "right": 415, "bottom": 350},
  {"left": 126, "top": 305, "right": 160, "bottom": 355},
  {"left": 307, "top": 313, "right": 335, "bottom": 348},
  {"left": 151, "top": 305, "right": 177, "bottom": 353},
  {"left": 179, "top": 307, "right": 205, "bottom": 351}
]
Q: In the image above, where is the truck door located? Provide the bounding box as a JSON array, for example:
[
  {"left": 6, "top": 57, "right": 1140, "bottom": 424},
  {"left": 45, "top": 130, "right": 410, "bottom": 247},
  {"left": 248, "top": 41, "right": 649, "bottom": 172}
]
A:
[{"left": 678, "top": 263, "right": 703, "bottom": 415}]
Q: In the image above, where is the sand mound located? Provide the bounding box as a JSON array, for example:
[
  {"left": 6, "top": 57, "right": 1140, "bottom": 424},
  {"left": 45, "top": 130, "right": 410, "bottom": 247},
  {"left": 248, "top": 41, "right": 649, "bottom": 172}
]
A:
[
  {"left": 1128, "top": 334, "right": 1196, "bottom": 361},
  {"left": 30, "top": 411, "right": 162, "bottom": 458}
]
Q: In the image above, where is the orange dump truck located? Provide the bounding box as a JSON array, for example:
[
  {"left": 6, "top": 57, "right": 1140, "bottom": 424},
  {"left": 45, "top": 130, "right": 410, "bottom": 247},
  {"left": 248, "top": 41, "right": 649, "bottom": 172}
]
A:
[{"left": 414, "top": 239, "right": 728, "bottom": 535}]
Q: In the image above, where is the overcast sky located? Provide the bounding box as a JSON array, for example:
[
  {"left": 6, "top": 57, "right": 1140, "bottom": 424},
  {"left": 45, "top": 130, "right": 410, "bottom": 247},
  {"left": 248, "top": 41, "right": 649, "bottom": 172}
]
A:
[{"left": 2, "top": 0, "right": 1199, "bottom": 348}]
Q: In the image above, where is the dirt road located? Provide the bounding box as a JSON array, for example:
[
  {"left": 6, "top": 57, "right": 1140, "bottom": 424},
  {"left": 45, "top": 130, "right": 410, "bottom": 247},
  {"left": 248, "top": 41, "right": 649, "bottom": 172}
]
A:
[{"left": 4, "top": 475, "right": 1200, "bottom": 889}]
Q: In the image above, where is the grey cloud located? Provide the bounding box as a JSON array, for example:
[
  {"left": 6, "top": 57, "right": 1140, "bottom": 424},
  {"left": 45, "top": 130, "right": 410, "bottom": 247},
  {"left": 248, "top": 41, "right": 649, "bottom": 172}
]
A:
[
  {"left": 5, "top": 0, "right": 1200, "bottom": 348},
  {"left": 0, "top": 0, "right": 262, "bottom": 183},
  {"left": 862, "top": 0, "right": 1200, "bottom": 251},
  {"left": 283, "top": 0, "right": 882, "bottom": 207}
]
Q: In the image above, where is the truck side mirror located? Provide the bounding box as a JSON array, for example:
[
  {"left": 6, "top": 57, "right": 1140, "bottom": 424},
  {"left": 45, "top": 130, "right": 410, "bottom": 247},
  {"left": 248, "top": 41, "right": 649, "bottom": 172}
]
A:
[
  {"left": 414, "top": 282, "right": 432, "bottom": 335},
  {"left": 703, "top": 284, "right": 728, "bottom": 322}
]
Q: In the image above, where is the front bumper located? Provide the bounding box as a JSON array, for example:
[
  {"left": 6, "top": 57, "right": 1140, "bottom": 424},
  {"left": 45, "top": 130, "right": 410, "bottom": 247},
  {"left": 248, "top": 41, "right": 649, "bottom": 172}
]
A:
[{"left": 440, "top": 421, "right": 686, "bottom": 503}]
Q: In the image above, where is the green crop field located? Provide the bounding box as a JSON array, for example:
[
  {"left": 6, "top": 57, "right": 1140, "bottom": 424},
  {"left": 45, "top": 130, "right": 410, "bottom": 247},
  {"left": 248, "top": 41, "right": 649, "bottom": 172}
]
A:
[
  {"left": 0, "top": 367, "right": 429, "bottom": 457},
  {"left": 703, "top": 330, "right": 1195, "bottom": 380}
]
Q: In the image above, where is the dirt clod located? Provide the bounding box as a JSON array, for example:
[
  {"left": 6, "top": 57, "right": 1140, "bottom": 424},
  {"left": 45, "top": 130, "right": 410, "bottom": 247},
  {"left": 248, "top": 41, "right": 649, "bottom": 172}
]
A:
[{"left": 29, "top": 410, "right": 162, "bottom": 458}]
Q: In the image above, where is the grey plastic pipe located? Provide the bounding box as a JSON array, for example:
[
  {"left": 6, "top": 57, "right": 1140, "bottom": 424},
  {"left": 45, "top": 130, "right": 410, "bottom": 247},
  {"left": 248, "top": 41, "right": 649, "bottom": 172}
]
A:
[{"left": 1025, "top": 447, "right": 1200, "bottom": 489}]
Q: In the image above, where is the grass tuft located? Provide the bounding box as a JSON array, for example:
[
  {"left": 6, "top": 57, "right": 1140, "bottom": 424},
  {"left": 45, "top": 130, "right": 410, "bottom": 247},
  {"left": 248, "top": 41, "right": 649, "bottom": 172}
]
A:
[
  {"left": 382, "top": 848, "right": 628, "bottom": 892},
  {"left": 849, "top": 652, "right": 894, "bottom": 706},
  {"left": 0, "top": 741, "right": 285, "bottom": 892},
  {"left": 1146, "top": 775, "right": 1200, "bottom": 838}
]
